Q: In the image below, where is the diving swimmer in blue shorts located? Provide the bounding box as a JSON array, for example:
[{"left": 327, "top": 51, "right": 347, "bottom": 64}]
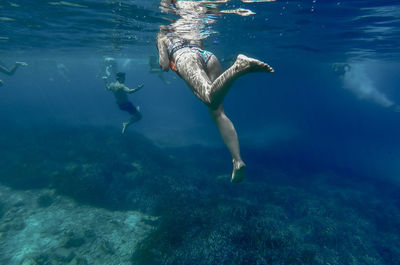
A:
[
  {"left": 157, "top": 0, "right": 274, "bottom": 183},
  {"left": 103, "top": 72, "right": 143, "bottom": 134}
]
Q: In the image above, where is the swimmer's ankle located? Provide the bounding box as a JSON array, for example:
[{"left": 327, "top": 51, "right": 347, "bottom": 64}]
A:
[
  {"left": 122, "top": 122, "right": 129, "bottom": 134},
  {"left": 231, "top": 159, "right": 246, "bottom": 183}
]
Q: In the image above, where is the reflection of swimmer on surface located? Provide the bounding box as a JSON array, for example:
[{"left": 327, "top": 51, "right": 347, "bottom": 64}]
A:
[
  {"left": 148, "top": 55, "right": 171, "bottom": 85},
  {"left": 103, "top": 72, "right": 143, "bottom": 134},
  {"left": 0, "top": 60, "right": 28, "bottom": 87},
  {"left": 157, "top": 0, "right": 274, "bottom": 183},
  {"left": 241, "top": 0, "right": 276, "bottom": 3},
  {"left": 220, "top": 8, "right": 256, "bottom": 16}
]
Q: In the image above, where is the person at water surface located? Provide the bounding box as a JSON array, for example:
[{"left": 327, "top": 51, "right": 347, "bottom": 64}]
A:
[
  {"left": 157, "top": 0, "right": 274, "bottom": 183},
  {"left": 0, "top": 61, "right": 28, "bottom": 87},
  {"left": 103, "top": 72, "right": 143, "bottom": 134}
]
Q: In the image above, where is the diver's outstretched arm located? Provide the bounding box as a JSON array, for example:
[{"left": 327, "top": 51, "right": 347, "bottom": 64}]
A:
[
  {"left": 124, "top": 84, "right": 143, "bottom": 94},
  {"left": 102, "top": 76, "right": 112, "bottom": 90}
]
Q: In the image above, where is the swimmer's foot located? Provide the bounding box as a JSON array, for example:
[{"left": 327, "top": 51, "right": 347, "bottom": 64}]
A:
[
  {"left": 16, "top": 62, "right": 28, "bottom": 66},
  {"left": 122, "top": 122, "right": 129, "bottom": 134},
  {"left": 231, "top": 159, "right": 246, "bottom": 183},
  {"left": 236, "top": 54, "right": 274, "bottom": 73}
]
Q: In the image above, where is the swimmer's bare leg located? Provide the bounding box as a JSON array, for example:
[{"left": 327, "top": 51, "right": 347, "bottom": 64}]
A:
[
  {"left": 177, "top": 54, "right": 273, "bottom": 108},
  {"left": 0, "top": 62, "right": 28, "bottom": 76},
  {"left": 210, "top": 54, "right": 273, "bottom": 107},
  {"left": 206, "top": 58, "right": 246, "bottom": 183},
  {"left": 176, "top": 54, "right": 272, "bottom": 181},
  {"left": 122, "top": 108, "right": 142, "bottom": 134},
  {"left": 209, "top": 105, "right": 246, "bottom": 183},
  {"left": 0, "top": 79, "right": 3, "bottom": 87}
]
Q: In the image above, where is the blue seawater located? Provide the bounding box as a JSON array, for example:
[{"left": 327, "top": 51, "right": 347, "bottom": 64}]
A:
[{"left": 0, "top": 1, "right": 400, "bottom": 264}]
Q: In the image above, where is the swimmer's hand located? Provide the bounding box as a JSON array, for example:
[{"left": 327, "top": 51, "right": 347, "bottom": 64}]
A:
[
  {"left": 127, "top": 84, "right": 143, "bottom": 93},
  {"left": 16, "top": 62, "right": 28, "bottom": 66},
  {"left": 103, "top": 76, "right": 111, "bottom": 90}
]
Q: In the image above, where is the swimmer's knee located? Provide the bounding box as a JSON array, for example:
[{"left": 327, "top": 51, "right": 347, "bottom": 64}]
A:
[
  {"left": 204, "top": 99, "right": 220, "bottom": 110},
  {"left": 208, "top": 104, "right": 224, "bottom": 116},
  {"left": 206, "top": 56, "right": 222, "bottom": 80},
  {"left": 196, "top": 91, "right": 213, "bottom": 106}
]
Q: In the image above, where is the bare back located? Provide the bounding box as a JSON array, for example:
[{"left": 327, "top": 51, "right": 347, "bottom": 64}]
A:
[{"left": 108, "top": 82, "right": 129, "bottom": 104}]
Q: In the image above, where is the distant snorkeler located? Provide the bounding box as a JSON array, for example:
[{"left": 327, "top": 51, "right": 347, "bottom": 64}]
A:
[
  {"left": 332, "top": 62, "right": 400, "bottom": 112},
  {"left": 103, "top": 72, "right": 144, "bottom": 134},
  {"left": 332, "top": 62, "right": 351, "bottom": 77},
  {"left": 0, "top": 60, "right": 28, "bottom": 87},
  {"left": 157, "top": 0, "right": 274, "bottom": 183}
]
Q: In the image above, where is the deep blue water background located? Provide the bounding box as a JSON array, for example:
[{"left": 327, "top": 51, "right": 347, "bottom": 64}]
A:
[
  {"left": 1, "top": 1, "right": 400, "bottom": 263},
  {"left": 0, "top": 0, "right": 399, "bottom": 188}
]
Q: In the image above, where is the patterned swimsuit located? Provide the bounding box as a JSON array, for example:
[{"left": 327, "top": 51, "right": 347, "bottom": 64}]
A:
[{"left": 167, "top": 37, "right": 213, "bottom": 69}]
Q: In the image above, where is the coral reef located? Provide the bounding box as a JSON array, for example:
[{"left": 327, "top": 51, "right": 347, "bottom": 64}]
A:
[
  {"left": 0, "top": 186, "right": 154, "bottom": 265},
  {"left": 0, "top": 126, "right": 399, "bottom": 265}
]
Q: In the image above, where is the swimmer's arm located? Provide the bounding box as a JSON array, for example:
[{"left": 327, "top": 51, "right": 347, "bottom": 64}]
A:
[
  {"left": 102, "top": 76, "right": 112, "bottom": 90},
  {"left": 157, "top": 33, "right": 170, "bottom": 71},
  {"left": 0, "top": 62, "right": 27, "bottom": 76},
  {"left": 0, "top": 65, "right": 11, "bottom": 75},
  {"left": 124, "top": 84, "right": 143, "bottom": 94}
]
